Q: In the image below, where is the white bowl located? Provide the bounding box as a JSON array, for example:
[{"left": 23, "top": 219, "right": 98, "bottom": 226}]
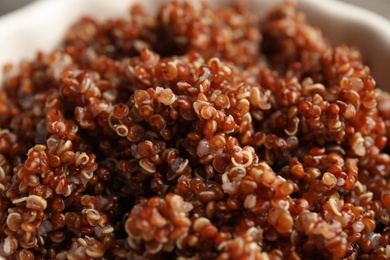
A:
[{"left": 0, "top": 0, "right": 390, "bottom": 88}]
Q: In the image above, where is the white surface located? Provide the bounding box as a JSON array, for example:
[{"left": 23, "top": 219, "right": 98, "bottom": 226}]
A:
[{"left": 0, "top": 0, "right": 390, "bottom": 88}]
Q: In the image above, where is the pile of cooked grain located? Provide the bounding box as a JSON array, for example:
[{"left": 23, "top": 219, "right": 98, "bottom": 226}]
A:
[{"left": 0, "top": 1, "right": 389, "bottom": 259}]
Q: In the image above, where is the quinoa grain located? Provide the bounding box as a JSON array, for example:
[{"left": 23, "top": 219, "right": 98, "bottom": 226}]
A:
[{"left": 0, "top": 0, "right": 389, "bottom": 259}]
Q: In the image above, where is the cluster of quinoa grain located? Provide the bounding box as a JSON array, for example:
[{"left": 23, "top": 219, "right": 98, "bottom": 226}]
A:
[{"left": 0, "top": 1, "right": 390, "bottom": 259}]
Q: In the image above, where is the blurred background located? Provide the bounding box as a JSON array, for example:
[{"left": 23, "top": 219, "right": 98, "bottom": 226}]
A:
[
  {"left": 0, "top": 0, "right": 34, "bottom": 16},
  {"left": 0, "top": 0, "right": 390, "bottom": 19},
  {"left": 340, "top": 0, "right": 390, "bottom": 20}
]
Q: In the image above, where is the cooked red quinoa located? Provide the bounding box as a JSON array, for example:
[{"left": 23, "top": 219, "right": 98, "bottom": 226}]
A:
[{"left": 0, "top": 1, "right": 390, "bottom": 259}]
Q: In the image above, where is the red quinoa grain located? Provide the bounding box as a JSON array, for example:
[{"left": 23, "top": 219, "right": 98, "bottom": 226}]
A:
[{"left": 0, "top": 0, "right": 390, "bottom": 259}]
